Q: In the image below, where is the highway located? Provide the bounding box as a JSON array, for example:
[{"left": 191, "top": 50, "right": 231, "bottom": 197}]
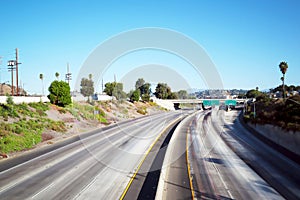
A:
[
  {"left": 1, "top": 108, "right": 299, "bottom": 200},
  {"left": 156, "top": 108, "right": 299, "bottom": 199},
  {"left": 187, "top": 109, "right": 284, "bottom": 199},
  {"left": 0, "top": 111, "right": 186, "bottom": 200}
]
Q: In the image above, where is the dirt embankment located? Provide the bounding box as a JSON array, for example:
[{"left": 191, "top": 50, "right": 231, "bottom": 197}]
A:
[
  {"left": 1, "top": 100, "right": 167, "bottom": 159},
  {"left": 43, "top": 101, "right": 165, "bottom": 144}
]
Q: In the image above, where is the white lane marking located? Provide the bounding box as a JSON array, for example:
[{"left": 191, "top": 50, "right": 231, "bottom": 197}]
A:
[
  {"left": 198, "top": 111, "right": 234, "bottom": 199},
  {"left": 31, "top": 182, "right": 55, "bottom": 199},
  {"left": 28, "top": 114, "right": 181, "bottom": 199},
  {"left": 26, "top": 124, "right": 149, "bottom": 199},
  {"left": 0, "top": 122, "right": 138, "bottom": 194}
]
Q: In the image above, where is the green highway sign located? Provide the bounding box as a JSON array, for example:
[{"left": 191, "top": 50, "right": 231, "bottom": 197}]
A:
[
  {"left": 203, "top": 100, "right": 220, "bottom": 106},
  {"left": 225, "top": 100, "right": 237, "bottom": 106}
]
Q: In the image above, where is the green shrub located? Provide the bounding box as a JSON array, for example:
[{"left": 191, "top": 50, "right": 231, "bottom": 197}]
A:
[
  {"left": 48, "top": 80, "right": 72, "bottom": 107},
  {"left": 137, "top": 107, "right": 147, "bottom": 115},
  {"left": 6, "top": 95, "right": 14, "bottom": 105},
  {"left": 0, "top": 130, "right": 42, "bottom": 153},
  {"left": 29, "top": 102, "right": 49, "bottom": 112},
  {"left": 96, "top": 115, "right": 109, "bottom": 124}
]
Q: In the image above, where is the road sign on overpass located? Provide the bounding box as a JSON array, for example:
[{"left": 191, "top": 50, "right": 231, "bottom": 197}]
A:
[
  {"left": 203, "top": 100, "right": 220, "bottom": 106},
  {"left": 225, "top": 99, "right": 237, "bottom": 106}
]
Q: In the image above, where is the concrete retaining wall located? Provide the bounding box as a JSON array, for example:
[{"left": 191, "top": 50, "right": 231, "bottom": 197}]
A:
[
  {"left": 248, "top": 123, "right": 300, "bottom": 156},
  {"left": 152, "top": 98, "right": 175, "bottom": 111},
  {"left": 0, "top": 96, "right": 50, "bottom": 104},
  {"left": 0, "top": 94, "right": 113, "bottom": 104}
]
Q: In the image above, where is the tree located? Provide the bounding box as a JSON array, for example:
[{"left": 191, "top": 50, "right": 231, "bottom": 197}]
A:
[
  {"left": 112, "top": 82, "right": 126, "bottom": 100},
  {"left": 48, "top": 80, "right": 71, "bottom": 107},
  {"left": 135, "top": 78, "right": 145, "bottom": 90},
  {"left": 130, "top": 90, "right": 140, "bottom": 102},
  {"left": 55, "top": 72, "right": 60, "bottom": 80},
  {"left": 140, "top": 82, "right": 151, "bottom": 101},
  {"left": 39, "top": 73, "right": 44, "bottom": 96},
  {"left": 104, "top": 81, "right": 126, "bottom": 100},
  {"left": 246, "top": 89, "right": 262, "bottom": 98},
  {"left": 177, "top": 90, "right": 188, "bottom": 99},
  {"left": 80, "top": 74, "right": 94, "bottom": 101},
  {"left": 104, "top": 82, "right": 116, "bottom": 96},
  {"left": 134, "top": 78, "right": 151, "bottom": 102},
  {"left": 168, "top": 92, "right": 178, "bottom": 99},
  {"left": 155, "top": 83, "right": 172, "bottom": 99},
  {"left": 279, "top": 61, "right": 288, "bottom": 99}
]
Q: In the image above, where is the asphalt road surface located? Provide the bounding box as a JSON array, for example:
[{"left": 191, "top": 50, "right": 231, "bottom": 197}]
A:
[
  {"left": 185, "top": 108, "right": 299, "bottom": 200},
  {"left": 0, "top": 111, "right": 185, "bottom": 200},
  {"left": 1, "top": 108, "right": 299, "bottom": 200}
]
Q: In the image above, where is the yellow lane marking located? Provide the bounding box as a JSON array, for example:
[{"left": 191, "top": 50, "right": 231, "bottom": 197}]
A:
[
  {"left": 186, "top": 126, "right": 196, "bottom": 200},
  {"left": 119, "top": 118, "right": 181, "bottom": 200}
]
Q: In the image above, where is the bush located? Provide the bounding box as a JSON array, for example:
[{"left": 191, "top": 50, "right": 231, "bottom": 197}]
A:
[
  {"left": 129, "top": 90, "right": 140, "bottom": 102},
  {"left": 0, "top": 104, "right": 19, "bottom": 118},
  {"left": 96, "top": 115, "right": 109, "bottom": 124},
  {"left": 29, "top": 102, "right": 49, "bottom": 112},
  {"left": 137, "top": 107, "right": 147, "bottom": 115},
  {"left": 0, "top": 130, "right": 42, "bottom": 153},
  {"left": 48, "top": 80, "right": 72, "bottom": 107},
  {"left": 245, "top": 95, "right": 300, "bottom": 131},
  {"left": 6, "top": 95, "right": 14, "bottom": 105}
]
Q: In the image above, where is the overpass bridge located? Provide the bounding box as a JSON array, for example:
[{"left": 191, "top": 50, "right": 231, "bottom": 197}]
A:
[{"left": 152, "top": 98, "right": 247, "bottom": 110}]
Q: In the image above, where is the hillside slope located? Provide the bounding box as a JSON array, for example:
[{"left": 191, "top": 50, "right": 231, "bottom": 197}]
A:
[{"left": 0, "top": 100, "right": 167, "bottom": 158}]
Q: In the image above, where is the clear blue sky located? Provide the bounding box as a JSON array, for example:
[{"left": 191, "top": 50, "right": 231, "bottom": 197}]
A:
[{"left": 0, "top": 0, "right": 299, "bottom": 94}]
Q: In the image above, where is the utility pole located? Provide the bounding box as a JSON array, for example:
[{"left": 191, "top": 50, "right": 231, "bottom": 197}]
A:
[
  {"left": 7, "top": 60, "right": 15, "bottom": 96},
  {"left": 0, "top": 56, "right": 2, "bottom": 95},
  {"left": 102, "top": 79, "right": 104, "bottom": 94},
  {"left": 16, "top": 48, "right": 20, "bottom": 96}
]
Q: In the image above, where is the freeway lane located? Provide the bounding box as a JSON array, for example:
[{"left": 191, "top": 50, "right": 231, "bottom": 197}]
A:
[
  {"left": 216, "top": 110, "right": 300, "bottom": 199},
  {"left": 187, "top": 108, "right": 300, "bottom": 199},
  {"left": 188, "top": 109, "right": 284, "bottom": 199},
  {"left": 158, "top": 110, "right": 283, "bottom": 199},
  {"left": 0, "top": 111, "right": 186, "bottom": 200},
  {"left": 161, "top": 109, "right": 286, "bottom": 199},
  {"left": 156, "top": 112, "right": 197, "bottom": 200}
]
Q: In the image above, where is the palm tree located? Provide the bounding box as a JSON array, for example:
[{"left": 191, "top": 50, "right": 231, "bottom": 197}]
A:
[
  {"left": 88, "top": 73, "right": 92, "bottom": 80},
  {"left": 39, "top": 73, "right": 44, "bottom": 96},
  {"left": 55, "top": 72, "right": 60, "bottom": 80},
  {"left": 279, "top": 61, "right": 288, "bottom": 99}
]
